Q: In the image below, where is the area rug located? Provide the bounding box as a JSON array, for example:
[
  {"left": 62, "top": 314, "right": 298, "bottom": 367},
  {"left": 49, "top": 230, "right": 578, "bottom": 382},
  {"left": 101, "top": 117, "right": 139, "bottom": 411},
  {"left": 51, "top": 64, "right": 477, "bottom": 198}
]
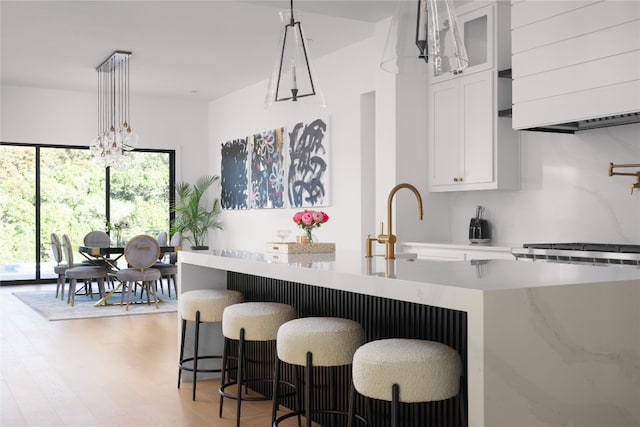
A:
[{"left": 12, "top": 289, "right": 178, "bottom": 321}]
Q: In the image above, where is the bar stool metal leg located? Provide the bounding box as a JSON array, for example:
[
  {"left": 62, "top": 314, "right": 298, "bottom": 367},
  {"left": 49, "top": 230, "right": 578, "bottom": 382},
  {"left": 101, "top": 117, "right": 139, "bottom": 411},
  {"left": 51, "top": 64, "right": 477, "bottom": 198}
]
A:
[
  {"left": 219, "top": 337, "right": 230, "bottom": 418},
  {"left": 235, "top": 328, "right": 245, "bottom": 427},
  {"left": 304, "top": 352, "right": 312, "bottom": 427},
  {"left": 391, "top": 383, "right": 399, "bottom": 427},
  {"left": 192, "top": 310, "right": 201, "bottom": 401},
  {"left": 177, "top": 318, "right": 187, "bottom": 388},
  {"left": 271, "top": 353, "right": 280, "bottom": 423}
]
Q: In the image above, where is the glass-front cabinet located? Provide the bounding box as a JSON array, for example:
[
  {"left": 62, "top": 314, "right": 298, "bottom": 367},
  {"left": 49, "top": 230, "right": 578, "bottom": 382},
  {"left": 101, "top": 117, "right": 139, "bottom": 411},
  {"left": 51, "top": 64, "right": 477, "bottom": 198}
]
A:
[{"left": 432, "top": 2, "right": 495, "bottom": 84}]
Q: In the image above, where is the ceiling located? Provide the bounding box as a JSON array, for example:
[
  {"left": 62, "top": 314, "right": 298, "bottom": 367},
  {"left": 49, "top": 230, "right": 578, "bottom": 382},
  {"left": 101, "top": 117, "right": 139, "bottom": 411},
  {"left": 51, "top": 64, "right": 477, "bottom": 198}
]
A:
[{"left": 0, "top": 0, "right": 399, "bottom": 101}]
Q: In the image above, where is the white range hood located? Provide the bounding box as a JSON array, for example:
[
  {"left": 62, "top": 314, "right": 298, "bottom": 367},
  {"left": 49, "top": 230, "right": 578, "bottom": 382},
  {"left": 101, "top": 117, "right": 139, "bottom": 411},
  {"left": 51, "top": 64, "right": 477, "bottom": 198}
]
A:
[{"left": 510, "top": 0, "right": 640, "bottom": 133}]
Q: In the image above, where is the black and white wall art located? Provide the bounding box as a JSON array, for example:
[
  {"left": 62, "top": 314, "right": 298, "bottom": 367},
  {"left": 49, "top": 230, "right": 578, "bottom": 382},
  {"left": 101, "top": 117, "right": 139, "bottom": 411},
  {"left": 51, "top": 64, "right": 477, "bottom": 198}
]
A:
[
  {"left": 221, "top": 137, "right": 249, "bottom": 210},
  {"left": 221, "top": 116, "right": 329, "bottom": 210}
]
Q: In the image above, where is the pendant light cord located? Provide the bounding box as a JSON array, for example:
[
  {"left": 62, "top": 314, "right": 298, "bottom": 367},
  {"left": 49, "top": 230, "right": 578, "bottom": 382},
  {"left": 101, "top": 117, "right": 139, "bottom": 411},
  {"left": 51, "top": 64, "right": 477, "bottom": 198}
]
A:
[{"left": 289, "top": 0, "right": 295, "bottom": 25}]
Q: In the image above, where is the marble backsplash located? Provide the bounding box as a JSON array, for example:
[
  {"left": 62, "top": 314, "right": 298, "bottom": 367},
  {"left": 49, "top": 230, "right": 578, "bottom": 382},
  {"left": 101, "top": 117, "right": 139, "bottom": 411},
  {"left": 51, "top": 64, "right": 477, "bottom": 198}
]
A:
[{"left": 445, "top": 123, "right": 640, "bottom": 246}]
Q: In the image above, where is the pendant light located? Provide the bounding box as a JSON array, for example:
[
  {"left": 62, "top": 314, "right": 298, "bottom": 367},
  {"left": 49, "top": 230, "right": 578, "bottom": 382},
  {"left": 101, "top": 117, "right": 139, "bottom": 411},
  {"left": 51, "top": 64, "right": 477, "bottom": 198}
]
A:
[
  {"left": 265, "top": 0, "right": 325, "bottom": 109},
  {"left": 380, "top": 0, "right": 468, "bottom": 76},
  {"left": 89, "top": 50, "right": 139, "bottom": 169}
]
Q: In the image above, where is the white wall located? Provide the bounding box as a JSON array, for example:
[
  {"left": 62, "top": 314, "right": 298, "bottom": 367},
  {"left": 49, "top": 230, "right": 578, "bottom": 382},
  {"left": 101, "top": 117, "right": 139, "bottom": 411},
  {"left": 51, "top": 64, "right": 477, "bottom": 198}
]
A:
[
  {"left": 447, "top": 123, "right": 640, "bottom": 245},
  {"left": 207, "top": 37, "right": 379, "bottom": 253},
  {"left": 0, "top": 85, "right": 209, "bottom": 185}
]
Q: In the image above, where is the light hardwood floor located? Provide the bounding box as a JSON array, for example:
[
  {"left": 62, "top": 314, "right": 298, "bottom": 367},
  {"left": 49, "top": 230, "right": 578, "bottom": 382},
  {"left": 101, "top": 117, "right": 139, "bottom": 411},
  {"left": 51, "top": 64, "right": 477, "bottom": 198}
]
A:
[{"left": 0, "top": 284, "right": 305, "bottom": 427}]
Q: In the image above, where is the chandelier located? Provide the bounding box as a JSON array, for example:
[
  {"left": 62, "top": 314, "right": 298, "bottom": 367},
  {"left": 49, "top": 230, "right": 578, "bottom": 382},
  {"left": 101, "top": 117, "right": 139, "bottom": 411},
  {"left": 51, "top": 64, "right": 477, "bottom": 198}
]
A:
[
  {"left": 380, "top": 0, "right": 468, "bottom": 76},
  {"left": 264, "top": 0, "right": 325, "bottom": 109},
  {"left": 90, "top": 51, "right": 139, "bottom": 169}
]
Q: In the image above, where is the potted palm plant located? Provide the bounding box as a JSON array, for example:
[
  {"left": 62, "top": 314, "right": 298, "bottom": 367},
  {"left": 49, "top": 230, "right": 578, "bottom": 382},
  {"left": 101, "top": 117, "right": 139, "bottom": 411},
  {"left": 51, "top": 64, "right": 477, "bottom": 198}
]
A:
[{"left": 171, "top": 175, "right": 223, "bottom": 250}]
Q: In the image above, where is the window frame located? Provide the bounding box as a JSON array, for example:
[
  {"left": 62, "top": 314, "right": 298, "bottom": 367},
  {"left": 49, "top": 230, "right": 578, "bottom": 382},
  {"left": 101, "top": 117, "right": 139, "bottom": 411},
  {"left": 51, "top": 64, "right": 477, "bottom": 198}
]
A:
[{"left": 0, "top": 141, "right": 176, "bottom": 286}]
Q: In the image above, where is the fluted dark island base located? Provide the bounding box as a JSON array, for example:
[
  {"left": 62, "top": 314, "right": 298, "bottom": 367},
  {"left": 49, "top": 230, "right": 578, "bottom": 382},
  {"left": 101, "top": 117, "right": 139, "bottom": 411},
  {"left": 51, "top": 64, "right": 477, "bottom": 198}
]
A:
[{"left": 227, "top": 271, "right": 468, "bottom": 427}]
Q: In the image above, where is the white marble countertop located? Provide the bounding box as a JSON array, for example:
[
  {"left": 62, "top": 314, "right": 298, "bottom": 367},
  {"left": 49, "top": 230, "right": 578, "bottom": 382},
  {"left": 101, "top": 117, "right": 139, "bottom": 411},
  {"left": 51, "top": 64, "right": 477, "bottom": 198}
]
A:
[{"left": 182, "top": 248, "right": 640, "bottom": 293}]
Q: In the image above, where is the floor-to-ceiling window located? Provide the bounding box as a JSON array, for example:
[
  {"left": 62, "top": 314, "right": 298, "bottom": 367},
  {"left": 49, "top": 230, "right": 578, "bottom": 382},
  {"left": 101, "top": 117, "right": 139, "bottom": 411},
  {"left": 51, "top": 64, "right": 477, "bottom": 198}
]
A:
[{"left": 0, "top": 142, "right": 175, "bottom": 285}]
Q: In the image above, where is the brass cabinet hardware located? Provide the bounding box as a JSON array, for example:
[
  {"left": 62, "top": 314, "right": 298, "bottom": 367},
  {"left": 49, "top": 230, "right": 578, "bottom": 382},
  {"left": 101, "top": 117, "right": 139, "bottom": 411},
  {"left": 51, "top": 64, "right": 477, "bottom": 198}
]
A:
[{"left": 609, "top": 162, "right": 640, "bottom": 194}]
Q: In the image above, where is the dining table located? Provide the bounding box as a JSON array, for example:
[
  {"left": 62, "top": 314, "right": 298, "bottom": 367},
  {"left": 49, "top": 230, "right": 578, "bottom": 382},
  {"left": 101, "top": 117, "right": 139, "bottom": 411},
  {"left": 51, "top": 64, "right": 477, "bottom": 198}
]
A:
[{"left": 79, "top": 244, "right": 181, "bottom": 306}]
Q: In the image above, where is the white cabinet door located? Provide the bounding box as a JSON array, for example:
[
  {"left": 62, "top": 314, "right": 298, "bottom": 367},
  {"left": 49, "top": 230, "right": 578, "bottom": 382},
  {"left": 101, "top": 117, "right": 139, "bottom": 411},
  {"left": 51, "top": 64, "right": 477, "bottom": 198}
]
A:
[
  {"left": 429, "top": 71, "right": 494, "bottom": 190},
  {"left": 430, "top": 79, "right": 460, "bottom": 186},
  {"left": 461, "top": 72, "right": 494, "bottom": 185}
]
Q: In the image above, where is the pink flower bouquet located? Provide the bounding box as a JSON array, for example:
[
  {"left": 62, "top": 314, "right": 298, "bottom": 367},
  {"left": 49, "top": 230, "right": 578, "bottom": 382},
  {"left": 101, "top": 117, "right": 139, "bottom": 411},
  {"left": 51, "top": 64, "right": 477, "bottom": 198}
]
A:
[{"left": 292, "top": 209, "right": 329, "bottom": 243}]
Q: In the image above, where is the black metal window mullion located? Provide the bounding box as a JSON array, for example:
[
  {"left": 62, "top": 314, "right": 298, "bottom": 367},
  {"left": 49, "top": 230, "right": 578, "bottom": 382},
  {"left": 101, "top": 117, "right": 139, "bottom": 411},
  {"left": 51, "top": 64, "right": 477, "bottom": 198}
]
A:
[
  {"left": 169, "top": 153, "right": 176, "bottom": 226},
  {"left": 35, "top": 146, "right": 42, "bottom": 281},
  {"left": 105, "top": 166, "right": 111, "bottom": 233}
]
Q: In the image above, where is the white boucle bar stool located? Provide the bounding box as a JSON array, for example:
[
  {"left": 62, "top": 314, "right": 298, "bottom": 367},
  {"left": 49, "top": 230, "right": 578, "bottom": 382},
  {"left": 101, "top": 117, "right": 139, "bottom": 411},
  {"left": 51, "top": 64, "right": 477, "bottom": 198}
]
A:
[
  {"left": 218, "top": 302, "right": 297, "bottom": 427},
  {"left": 177, "top": 289, "right": 244, "bottom": 401},
  {"left": 273, "top": 317, "right": 366, "bottom": 427},
  {"left": 348, "top": 338, "right": 463, "bottom": 427}
]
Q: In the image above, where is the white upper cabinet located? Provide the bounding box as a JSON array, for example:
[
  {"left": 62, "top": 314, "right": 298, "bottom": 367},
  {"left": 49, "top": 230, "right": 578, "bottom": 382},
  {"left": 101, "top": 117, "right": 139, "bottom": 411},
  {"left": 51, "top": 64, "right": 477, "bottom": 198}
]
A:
[
  {"left": 428, "top": 1, "right": 520, "bottom": 192},
  {"left": 430, "top": 72, "right": 495, "bottom": 188},
  {"left": 511, "top": 0, "right": 640, "bottom": 130}
]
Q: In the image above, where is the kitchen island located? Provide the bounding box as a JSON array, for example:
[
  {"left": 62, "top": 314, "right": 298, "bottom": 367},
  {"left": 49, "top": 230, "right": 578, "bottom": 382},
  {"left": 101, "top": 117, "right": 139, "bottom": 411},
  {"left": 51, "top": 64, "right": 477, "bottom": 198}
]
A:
[{"left": 178, "top": 249, "right": 639, "bottom": 427}]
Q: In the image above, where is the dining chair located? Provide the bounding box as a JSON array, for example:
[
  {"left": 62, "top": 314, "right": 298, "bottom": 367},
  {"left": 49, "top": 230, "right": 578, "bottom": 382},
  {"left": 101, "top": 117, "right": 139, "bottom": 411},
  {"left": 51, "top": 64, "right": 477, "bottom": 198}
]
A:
[
  {"left": 116, "top": 234, "right": 162, "bottom": 310},
  {"left": 153, "top": 231, "right": 181, "bottom": 298},
  {"left": 82, "top": 230, "right": 117, "bottom": 289},
  {"left": 169, "top": 231, "right": 182, "bottom": 264},
  {"left": 157, "top": 231, "right": 168, "bottom": 248},
  {"left": 83, "top": 230, "right": 111, "bottom": 247},
  {"left": 50, "top": 233, "right": 69, "bottom": 299},
  {"left": 62, "top": 234, "right": 108, "bottom": 307},
  {"left": 153, "top": 231, "right": 169, "bottom": 294}
]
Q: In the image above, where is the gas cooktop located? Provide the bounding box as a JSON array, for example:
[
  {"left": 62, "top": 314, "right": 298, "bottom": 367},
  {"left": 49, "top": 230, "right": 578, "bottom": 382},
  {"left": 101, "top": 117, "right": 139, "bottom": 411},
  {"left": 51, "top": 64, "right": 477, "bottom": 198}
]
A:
[
  {"left": 513, "top": 243, "right": 640, "bottom": 267},
  {"left": 523, "top": 243, "right": 640, "bottom": 253}
]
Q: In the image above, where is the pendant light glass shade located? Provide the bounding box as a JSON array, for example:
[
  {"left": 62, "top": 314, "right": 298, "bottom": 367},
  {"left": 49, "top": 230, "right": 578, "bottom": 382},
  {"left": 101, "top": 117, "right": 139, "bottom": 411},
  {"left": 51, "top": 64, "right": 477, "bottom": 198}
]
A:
[
  {"left": 89, "top": 50, "right": 139, "bottom": 170},
  {"left": 380, "top": 0, "right": 468, "bottom": 76},
  {"left": 265, "top": 4, "right": 325, "bottom": 109}
]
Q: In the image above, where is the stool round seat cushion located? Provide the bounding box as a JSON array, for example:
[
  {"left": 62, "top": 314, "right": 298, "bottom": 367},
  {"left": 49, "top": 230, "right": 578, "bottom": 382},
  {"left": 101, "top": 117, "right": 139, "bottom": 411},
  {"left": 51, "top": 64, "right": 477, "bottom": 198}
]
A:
[
  {"left": 222, "top": 302, "right": 296, "bottom": 341},
  {"left": 277, "top": 317, "right": 364, "bottom": 367},
  {"left": 352, "top": 339, "right": 461, "bottom": 403},
  {"left": 180, "top": 289, "right": 243, "bottom": 322},
  {"left": 116, "top": 268, "right": 161, "bottom": 282}
]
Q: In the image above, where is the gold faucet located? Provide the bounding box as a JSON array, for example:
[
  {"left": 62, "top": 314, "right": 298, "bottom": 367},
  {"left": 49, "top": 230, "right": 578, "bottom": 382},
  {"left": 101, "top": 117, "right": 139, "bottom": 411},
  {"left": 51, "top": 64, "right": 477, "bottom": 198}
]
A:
[
  {"left": 365, "top": 183, "right": 423, "bottom": 259},
  {"left": 609, "top": 162, "right": 640, "bottom": 194}
]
